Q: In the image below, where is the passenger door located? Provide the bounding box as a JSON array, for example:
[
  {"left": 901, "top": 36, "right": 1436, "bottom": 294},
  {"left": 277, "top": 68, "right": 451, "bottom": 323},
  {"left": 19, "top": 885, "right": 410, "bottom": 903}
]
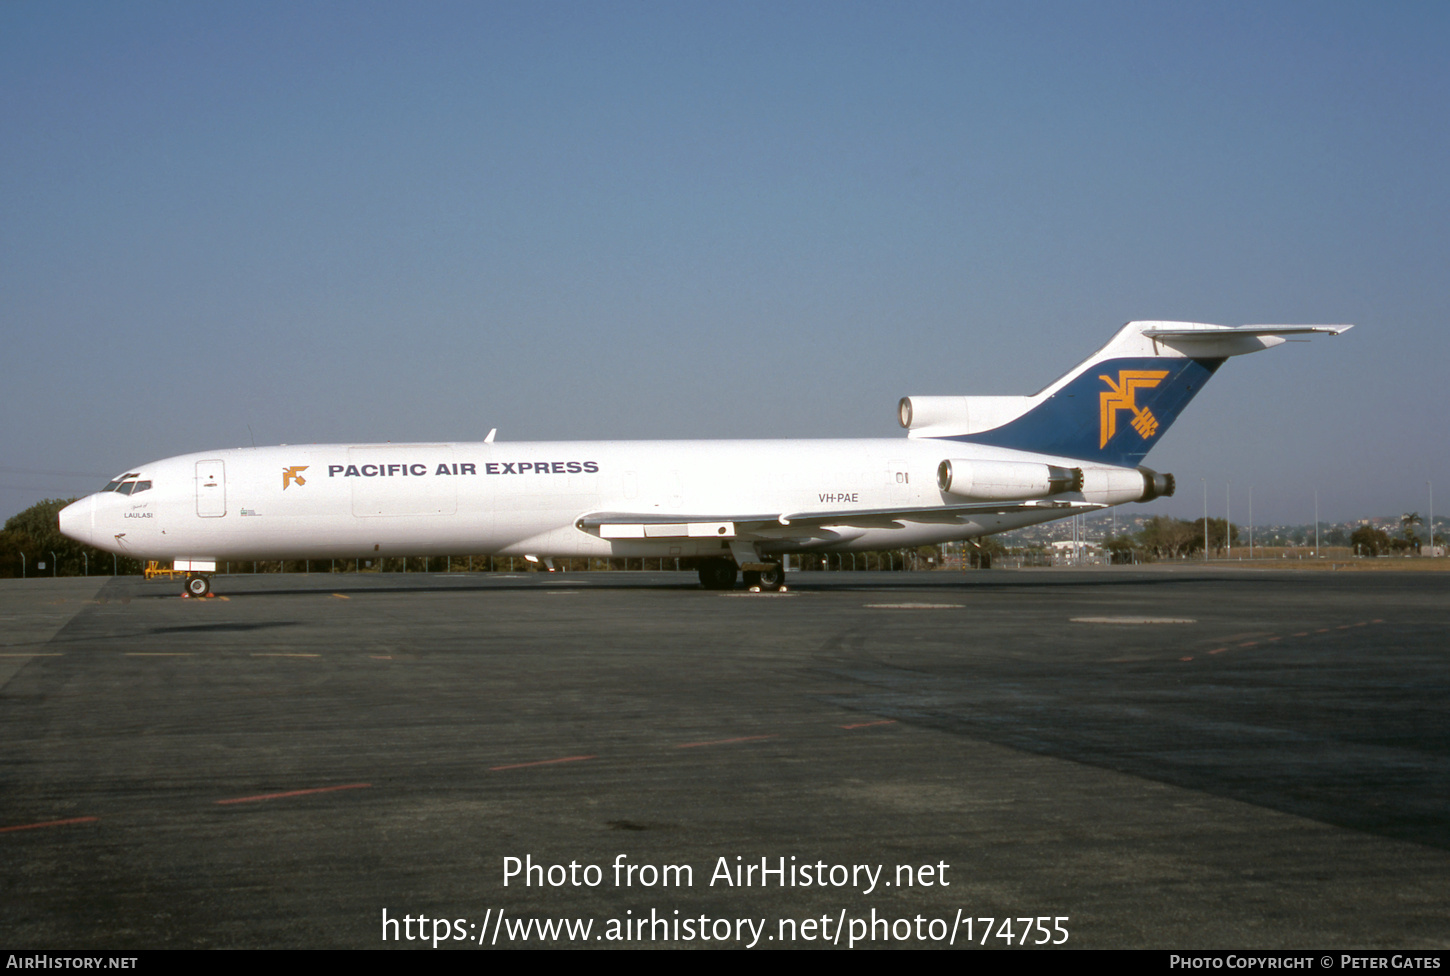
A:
[{"left": 195, "top": 460, "right": 226, "bottom": 517}]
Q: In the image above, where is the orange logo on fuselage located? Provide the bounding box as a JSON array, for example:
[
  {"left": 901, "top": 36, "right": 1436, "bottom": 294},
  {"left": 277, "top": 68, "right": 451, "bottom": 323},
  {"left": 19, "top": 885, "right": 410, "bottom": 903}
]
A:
[
  {"left": 1099, "top": 371, "right": 1169, "bottom": 449},
  {"left": 282, "top": 466, "right": 309, "bottom": 489}
]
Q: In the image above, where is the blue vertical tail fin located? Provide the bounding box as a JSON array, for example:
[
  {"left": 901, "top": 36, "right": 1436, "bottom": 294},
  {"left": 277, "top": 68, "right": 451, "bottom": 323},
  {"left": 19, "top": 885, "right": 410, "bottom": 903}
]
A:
[{"left": 897, "top": 322, "right": 1352, "bottom": 465}]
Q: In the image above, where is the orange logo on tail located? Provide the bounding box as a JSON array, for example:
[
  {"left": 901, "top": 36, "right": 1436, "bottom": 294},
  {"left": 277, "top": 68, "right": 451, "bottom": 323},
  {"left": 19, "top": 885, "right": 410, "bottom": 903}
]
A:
[
  {"left": 1099, "top": 371, "right": 1169, "bottom": 449},
  {"left": 282, "top": 466, "right": 309, "bottom": 489}
]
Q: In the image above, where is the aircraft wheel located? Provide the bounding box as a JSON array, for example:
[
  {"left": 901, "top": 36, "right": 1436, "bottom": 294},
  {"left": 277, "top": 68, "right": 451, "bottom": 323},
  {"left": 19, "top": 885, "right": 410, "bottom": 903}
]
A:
[
  {"left": 697, "top": 559, "right": 738, "bottom": 590},
  {"left": 742, "top": 569, "right": 761, "bottom": 588},
  {"left": 185, "top": 574, "right": 211, "bottom": 597},
  {"left": 757, "top": 561, "right": 784, "bottom": 591}
]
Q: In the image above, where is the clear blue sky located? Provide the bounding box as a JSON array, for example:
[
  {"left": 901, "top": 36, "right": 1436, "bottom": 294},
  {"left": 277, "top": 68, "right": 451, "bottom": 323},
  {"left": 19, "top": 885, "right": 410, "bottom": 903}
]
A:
[{"left": 3, "top": 1, "right": 1445, "bottom": 525}]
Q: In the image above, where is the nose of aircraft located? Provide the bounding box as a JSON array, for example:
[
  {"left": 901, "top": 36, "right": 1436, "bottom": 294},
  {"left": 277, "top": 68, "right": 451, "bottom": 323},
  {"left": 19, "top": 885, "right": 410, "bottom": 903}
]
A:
[{"left": 58, "top": 495, "right": 96, "bottom": 547}]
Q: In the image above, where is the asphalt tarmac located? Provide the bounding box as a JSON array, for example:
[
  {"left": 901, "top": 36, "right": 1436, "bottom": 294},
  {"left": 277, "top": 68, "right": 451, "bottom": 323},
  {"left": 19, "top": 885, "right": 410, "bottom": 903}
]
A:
[{"left": 1, "top": 567, "right": 1446, "bottom": 949}]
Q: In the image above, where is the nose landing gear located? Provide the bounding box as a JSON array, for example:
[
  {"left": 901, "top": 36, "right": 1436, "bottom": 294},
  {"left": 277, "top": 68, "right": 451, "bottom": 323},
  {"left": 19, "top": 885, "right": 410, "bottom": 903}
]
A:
[{"left": 183, "top": 574, "right": 212, "bottom": 598}]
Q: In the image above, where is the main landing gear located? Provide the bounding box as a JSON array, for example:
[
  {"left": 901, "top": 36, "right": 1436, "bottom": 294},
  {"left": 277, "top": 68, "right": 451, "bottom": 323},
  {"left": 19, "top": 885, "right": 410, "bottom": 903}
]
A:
[
  {"left": 697, "top": 559, "right": 738, "bottom": 590},
  {"left": 183, "top": 574, "right": 212, "bottom": 598},
  {"left": 742, "top": 562, "right": 785, "bottom": 592},
  {"left": 697, "top": 558, "right": 786, "bottom": 591}
]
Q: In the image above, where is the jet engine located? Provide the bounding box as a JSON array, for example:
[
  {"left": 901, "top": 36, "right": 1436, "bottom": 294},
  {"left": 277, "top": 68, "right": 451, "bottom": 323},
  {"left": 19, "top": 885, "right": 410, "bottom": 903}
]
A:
[
  {"left": 936, "top": 459, "right": 1083, "bottom": 501},
  {"left": 1138, "top": 466, "right": 1175, "bottom": 501},
  {"left": 1077, "top": 464, "right": 1175, "bottom": 504}
]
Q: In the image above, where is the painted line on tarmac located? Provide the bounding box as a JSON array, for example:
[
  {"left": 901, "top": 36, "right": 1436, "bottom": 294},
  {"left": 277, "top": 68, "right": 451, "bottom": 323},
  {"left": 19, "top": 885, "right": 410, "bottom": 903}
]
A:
[
  {"left": 1073, "top": 617, "right": 1196, "bottom": 624},
  {"left": 676, "top": 734, "right": 778, "bottom": 749},
  {"left": 490, "top": 755, "right": 596, "bottom": 771},
  {"left": 0, "top": 816, "right": 99, "bottom": 834},
  {"left": 1187, "top": 619, "right": 1387, "bottom": 663},
  {"left": 865, "top": 603, "right": 964, "bottom": 609},
  {"left": 17, "top": 713, "right": 913, "bottom": 827},
  {"left": 216, "top": 783, "right": 371, "bottom": 805}
]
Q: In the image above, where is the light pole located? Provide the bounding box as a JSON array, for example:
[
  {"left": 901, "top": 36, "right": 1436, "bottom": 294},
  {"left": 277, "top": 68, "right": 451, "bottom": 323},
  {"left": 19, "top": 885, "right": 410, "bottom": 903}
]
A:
[
  {"left": 1314, "top": 490, "right": 1320, "bottom": 557},
  {"left": 1430, "top": 480, "right": 1436, "bottom": 556},
  {"left": 1202, "top": 477, "right": 1208, "bottom": 561},
  {"left": 1249, "top": 487, "right": 1254, "bottom": 559},
  {"left": 1226, "top": 481, "right": 1231, "bottom": 559},
  {"left": 18, "top": 552, "right": 24, "bottom": 579},
  {"left": 49, "top": 551, "right": 57, "bottom": 577}
]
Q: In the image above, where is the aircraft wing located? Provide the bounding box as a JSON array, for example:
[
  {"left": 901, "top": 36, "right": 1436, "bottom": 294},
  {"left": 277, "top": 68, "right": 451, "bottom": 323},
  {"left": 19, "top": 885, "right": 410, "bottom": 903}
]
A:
[{"left": 576, "top": 499, "right": 1107, "bottom": 540}]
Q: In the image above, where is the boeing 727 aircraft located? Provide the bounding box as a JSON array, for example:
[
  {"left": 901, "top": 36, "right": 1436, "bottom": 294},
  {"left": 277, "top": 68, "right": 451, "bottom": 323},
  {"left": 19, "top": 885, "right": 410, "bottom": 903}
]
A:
[{"left": 59, "top": 321, "right": 1349, "bottom": 595}]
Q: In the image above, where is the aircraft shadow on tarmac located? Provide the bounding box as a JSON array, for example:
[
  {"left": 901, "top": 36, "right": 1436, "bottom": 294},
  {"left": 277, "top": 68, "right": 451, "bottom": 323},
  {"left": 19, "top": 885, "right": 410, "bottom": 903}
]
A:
[{"left": 115, "top": 569, "right": 1265, "bottom": 600}]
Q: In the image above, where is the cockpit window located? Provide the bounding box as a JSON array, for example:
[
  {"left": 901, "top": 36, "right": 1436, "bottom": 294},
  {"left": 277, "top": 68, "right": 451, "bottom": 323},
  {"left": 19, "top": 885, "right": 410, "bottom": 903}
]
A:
[{"left": 101, "top": 469, "right": 142, "bottom": 490}]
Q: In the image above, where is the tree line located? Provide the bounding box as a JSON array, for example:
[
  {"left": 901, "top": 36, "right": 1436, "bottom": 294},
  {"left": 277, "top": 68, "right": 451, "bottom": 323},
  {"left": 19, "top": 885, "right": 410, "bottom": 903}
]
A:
[
  {"left": 1102, "top": 515, "right": 1240, "bottom": 561},
  {"left": 1101, "top": 513, "right": 1430, "bottom": 562}
]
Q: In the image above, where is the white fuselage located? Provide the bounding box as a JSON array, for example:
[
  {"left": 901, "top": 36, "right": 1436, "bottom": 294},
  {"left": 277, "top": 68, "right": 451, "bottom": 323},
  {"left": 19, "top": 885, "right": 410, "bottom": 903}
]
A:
[
  {"left": 59, "top": 437, "right": 1142, "bottom": 563},
  {"left": 58, "top": 322, "right": 1352, "bottom": 570}
]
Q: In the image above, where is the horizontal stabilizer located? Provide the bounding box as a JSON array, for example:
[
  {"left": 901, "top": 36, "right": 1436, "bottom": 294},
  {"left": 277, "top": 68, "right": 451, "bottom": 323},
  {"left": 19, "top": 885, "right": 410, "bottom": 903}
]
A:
[{"left": 1141, "top": 324, "right": 1353, "bottom": 358}]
